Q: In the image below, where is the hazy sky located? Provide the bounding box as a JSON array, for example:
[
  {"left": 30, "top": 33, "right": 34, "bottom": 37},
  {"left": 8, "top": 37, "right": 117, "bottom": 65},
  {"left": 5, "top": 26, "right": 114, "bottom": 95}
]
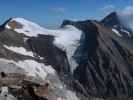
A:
[{"left": 0, "top": 0, "right": 133, "bottom": 27}]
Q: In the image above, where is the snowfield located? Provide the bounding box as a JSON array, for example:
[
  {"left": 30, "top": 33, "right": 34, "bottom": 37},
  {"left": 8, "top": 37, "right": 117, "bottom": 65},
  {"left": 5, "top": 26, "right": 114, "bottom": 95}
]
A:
[
  {"left": 120, "top": 28, "right": 131, "bottom": 37},
  {"left": 6, "top": 18, "right": 83, "bottom": 73},
  {"left": 4, "top": 45, "right": 34, "bottom": 57},
  {"left": 0, "top": 58, "right": 55, "bottom": 80},
  {"left": 112, "top": 28, "right": 122, "bottom": 37},
  {"left": 0, "top": 86, "right": 17, "bottom": 100},
  {"left": 56, "top": 90, "right": 79, "bottom": 100},
  {"left": 16, "top": 60, "right": 56, "bottom": 80},
  {"left": 6, "top": 18, "right": 50, "bottom": 37},
  {"left": 65, "top": 90, "right": 79, "bottom": 100}
]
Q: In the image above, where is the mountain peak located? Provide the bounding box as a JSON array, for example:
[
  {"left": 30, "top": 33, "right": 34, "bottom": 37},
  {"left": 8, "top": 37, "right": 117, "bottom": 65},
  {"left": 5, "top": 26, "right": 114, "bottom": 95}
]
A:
[
  {"left": 101, "top": 12, "right": 133, "bottom": 37},
  {"left": 0, "top": 18, "right": 12, "bottom": 32},
  {"left": 101, "top": 12, "right": 120, "bottom": 27},
  {"left": 6, "top": 17, "right": 42, "bottom": 29},
  {"left": 5, "top": 17, "right": 51, "bottom": 37}
]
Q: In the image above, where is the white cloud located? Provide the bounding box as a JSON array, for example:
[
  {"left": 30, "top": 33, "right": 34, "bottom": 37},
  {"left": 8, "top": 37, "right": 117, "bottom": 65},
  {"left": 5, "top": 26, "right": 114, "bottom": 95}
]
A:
[
  {"left": 120, "top": 6, "right": 133, "bottom": 20},
  {"left": 101, "top": 5, "right": 115, "bottom": 14},
  {"left": 119, "top": 6, "right": 133, "bottom": 30},
  {"left": 50, "top": 7, "right": 67, "bottom": 13},
  {"left": 102, "top": 5, "right": 115, "bottom": 10},
  {"left": 120, "top": 6, "right": 133, "bottom": 18}
]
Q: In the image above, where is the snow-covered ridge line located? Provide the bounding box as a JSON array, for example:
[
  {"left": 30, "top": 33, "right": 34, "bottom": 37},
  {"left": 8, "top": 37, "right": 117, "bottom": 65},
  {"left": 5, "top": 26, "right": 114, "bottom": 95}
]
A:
[
  {"left": 4, "top": 45, "right": 34, "bottom": 57},
  {"left": 6, "top": 17, "right": 83, "bottom": 73},
  {"left": 6, "top": 18, "right": 51, "bottom": 37}
]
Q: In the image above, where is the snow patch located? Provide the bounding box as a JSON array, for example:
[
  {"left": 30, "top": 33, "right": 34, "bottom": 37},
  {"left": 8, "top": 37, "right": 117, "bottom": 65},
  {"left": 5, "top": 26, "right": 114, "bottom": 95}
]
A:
[
  {"left": 57, "top": 97, "right": 66, "bottom": 100},
  {"left": 0, "top": 87, "right": 8, "bottom": 95},
  {"left": 16, "top": 60, "right": 55, "bottom": 80},
  {"left": 4, "top": 45, "right": 34, "bottom": 57},
  {"left": 120, "top": 28, "right": 131, "bottom": 37},
  {"left": 65, "top": 90, "right": 79, "bottom": 100},
  {"left": 6, "top": 23, "right": 11, "bottom": 29},
  {"left": 0, "top": 58, "right": 56, "bottom": 80},
  {"left": 0, "top": 87, "right": 17, "bottom": 100},
  {"left": 112, "top": 28, "right": 122, "bottom": 37},
  {"left": 57, "top": 90, "right": 79, "bottom": 100}
]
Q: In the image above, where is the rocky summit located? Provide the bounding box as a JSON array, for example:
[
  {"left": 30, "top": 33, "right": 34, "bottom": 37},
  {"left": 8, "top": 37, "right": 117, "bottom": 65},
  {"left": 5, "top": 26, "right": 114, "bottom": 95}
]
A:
[{"left": 0, "top": 12, "right": 133, "bottom": 100}]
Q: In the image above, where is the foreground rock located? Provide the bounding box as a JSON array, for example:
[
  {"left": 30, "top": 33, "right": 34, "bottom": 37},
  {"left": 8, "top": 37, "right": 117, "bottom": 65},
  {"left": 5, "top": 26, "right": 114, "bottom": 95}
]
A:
[{"left": 0, "top": 73, "right": 50, "bottom": 100}]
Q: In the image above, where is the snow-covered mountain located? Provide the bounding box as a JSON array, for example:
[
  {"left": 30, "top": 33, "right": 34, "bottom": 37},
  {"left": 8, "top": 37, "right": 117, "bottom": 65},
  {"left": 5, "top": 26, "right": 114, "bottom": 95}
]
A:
[
  {"left": 0, "top": 18, "right": 81, "bottom": 100},
  {"left": 6, "top": 17, "right": 83, "bottom": 73},
  {"left": 0, "top": 12, "right": 133, "bottom": 100}
]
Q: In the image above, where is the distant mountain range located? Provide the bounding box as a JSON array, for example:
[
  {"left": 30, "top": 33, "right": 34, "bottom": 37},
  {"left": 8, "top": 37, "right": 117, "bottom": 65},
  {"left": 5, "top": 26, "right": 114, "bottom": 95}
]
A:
[{"left": 0, "top": 12, "right": 133, "bottom": 100}]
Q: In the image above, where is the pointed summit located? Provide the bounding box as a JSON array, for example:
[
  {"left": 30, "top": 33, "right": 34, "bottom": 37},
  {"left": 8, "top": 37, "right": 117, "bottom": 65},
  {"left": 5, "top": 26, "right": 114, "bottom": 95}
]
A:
[
  {"left": 101, "top": 12, "right": 132, "bottom": 37},
  {"left": 101, "top": 12, "right": 121, "bottom": 27},
  {"left": 0, "top": 18, "right": 12, "bottom": 32}
]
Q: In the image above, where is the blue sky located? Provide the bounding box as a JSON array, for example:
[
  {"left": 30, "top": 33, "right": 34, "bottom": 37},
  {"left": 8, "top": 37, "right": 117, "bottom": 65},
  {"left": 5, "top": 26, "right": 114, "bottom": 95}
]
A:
[{"left": 0, "top": 0, "right": 133, "bottom": 27}]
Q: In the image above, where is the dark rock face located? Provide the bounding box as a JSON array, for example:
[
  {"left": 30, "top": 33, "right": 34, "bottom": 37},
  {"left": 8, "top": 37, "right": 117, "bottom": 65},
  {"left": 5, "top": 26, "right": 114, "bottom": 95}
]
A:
[
  {"left": 0, "top": 76, "right": 51, "bottom": 100},
  {"left": 61, "top": 20, "right": 133, "bottom": 99},
  {"left": 101, "top": 12, "right": 120, "bottom": 28}
]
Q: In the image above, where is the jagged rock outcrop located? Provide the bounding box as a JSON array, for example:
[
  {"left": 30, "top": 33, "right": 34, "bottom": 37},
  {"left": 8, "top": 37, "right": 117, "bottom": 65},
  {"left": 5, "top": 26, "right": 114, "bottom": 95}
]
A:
[{"left": 0, "top": 73, "right": 56, "bottom": 100}]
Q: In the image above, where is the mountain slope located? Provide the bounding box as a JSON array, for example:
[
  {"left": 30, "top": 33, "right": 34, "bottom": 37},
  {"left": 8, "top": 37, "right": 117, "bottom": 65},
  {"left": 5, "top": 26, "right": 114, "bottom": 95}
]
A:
[
  {"left": 0, "top": 12, "right": 133, "bottom": 100},
  {"left": 61, "top": 19, "right": 133, "bottom": 99},
  {"left": 0, "top": 18, "right": 81, "bottom": 100}
]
